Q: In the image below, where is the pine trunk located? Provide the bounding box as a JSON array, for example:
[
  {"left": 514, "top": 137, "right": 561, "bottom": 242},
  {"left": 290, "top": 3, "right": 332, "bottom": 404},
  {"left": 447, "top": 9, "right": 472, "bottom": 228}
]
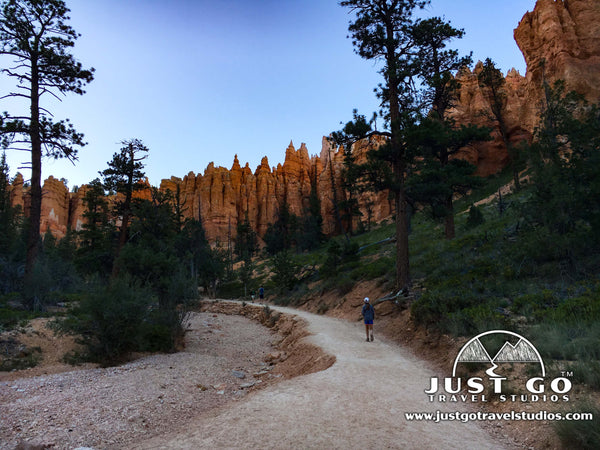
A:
[{"left": 25, "top": 57, "right": 41, "bottom": 283}]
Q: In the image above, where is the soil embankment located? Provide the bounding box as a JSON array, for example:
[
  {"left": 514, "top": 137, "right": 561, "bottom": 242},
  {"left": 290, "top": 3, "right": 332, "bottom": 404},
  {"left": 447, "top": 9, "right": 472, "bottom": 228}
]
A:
[{"left": 1, "top": 304, "right": 330, "bottom": 449}]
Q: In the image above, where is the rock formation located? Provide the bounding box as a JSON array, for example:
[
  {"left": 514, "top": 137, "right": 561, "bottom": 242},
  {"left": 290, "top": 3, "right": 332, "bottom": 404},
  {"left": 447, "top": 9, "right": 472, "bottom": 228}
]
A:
[
  {"left": 7, "top": 0, "right": 600, "bottom": 245},
  {"left": 515, "top": 0, "right": 600, "bottom": 117},
  {"left": 39, "top": 176, "right": 71, "bottom": 239},
  {"left": 449, "top": 64, "right": 530, "bottom": 176},
  {"left": 451, "top": 0, "right": 600, "bottom": 175}
]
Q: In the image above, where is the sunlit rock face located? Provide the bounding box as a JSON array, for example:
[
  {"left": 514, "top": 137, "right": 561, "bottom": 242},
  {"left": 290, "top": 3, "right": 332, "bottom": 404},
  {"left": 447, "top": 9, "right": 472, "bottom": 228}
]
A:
[
  {"left": 515, "top": 0, "right": 600, "bottom": 114},
  {"left": 450, "top": 0, "right": 599, "bottom": 176},
  {"left": 449, "top": 64, "right": 530, "bottom": 176},
  {"left": 40, "top": 176, "right": 70, "bottom": 239}
]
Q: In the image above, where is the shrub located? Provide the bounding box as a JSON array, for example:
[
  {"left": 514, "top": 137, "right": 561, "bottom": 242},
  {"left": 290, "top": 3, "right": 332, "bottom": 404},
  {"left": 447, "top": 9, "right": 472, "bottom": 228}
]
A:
[
  {"left": 550, "top": 288, "right": 600, "bottom": 323},
  {"left": 529, "top": 321, "right": 600, "bottom": 364},
  {"left": 411, "top": 290, "right": 508, "bottom": 336},
  {"left": 321, "top": 238, "right": 360, "bottom": 279},
  {"left": 554, "top": 401, "right": 600, "bottom": 450},
  {"left": 351, "top": 256, "right": 392, "bottom": 281},
  {"left": 55, "top": 277, "right": 153, "bottom": 365},
  {"left": 317, "top": 303, "right": 329, "bottom": 314},
  {"left": 563, "top": 360, "right": 600, "bottom": 391},
  {"left": 466, "top": 204, "right": 485, "bottom": 228},
  {"left": 0, "top": 256, "right": 24, "bottom": 295},
  {"left": 0, "top": 304, "right": 37, "bottom": 332},
  {"left": 512, "top": 290, "right": 560, "bottom": 321},
  {"left": 336, "top": 275, "right": 355, "bottom": 296},
  {"left": 0, "top": 344, "right": 41, "bottom": 371},
  {"left": 271, "top": 250, "right": 299, "bottom": 291}
]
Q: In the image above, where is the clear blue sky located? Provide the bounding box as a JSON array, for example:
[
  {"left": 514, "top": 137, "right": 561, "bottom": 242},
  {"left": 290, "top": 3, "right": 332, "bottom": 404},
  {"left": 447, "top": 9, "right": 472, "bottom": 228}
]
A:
[{"left": 1, "top": 0, "right": 537, "bottom": 189}]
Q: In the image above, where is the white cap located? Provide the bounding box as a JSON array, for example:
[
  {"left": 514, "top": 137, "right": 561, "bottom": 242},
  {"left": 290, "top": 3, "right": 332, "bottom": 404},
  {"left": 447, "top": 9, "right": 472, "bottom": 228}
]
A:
[{"left": 364, "top": 297, "right": 369, "bottom": 303}]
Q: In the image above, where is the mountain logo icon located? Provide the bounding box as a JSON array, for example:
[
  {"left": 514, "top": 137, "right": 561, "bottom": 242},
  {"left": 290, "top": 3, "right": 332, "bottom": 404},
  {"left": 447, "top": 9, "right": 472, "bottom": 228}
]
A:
[{"left": 452, "top": 330, "right": 545, "bottom": 378}]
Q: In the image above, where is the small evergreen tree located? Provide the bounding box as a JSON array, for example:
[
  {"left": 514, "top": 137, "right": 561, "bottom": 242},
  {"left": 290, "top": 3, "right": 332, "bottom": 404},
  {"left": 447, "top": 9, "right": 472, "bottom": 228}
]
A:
[
  {"left": 100, "top": 139, "right": 148, "bottom": 273},
  {"left": 526, "top": 80, "right": 600, "bottom": 246},
  {"left": 176, "top": 218, "right": 222, "bottom": 296},
  {"left": 296, "top": 170, "right": 325, "bottom": 251},
  {"left": 466, "top": 204, "right": 485, "bottom": 229},
  {"left": 263, "top": 201, "right": 298, "bottom": 255},
  {"left": 270, "top": 250, "right": 298, "bottom": 291},
  {"left": 234, "top": 217, "right": 257, "bottom": 261},
  {"left": 408, "top": 120, "right": 487, "bottom": 231},
  {"left": 75, "top": 178, "right": 115, "bottom": 276}
]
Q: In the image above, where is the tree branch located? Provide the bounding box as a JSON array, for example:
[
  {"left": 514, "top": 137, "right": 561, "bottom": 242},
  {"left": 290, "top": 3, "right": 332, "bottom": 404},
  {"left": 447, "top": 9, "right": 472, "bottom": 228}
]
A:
[{"left": 0, "top": 92, "right": 30, "bottom": 100}]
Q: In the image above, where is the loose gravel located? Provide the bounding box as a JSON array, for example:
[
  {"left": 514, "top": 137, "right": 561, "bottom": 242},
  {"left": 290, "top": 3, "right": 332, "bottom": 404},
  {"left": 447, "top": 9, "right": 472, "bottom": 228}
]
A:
[{"left": 0, "top": 312, "right": 280, "bottom": 449}]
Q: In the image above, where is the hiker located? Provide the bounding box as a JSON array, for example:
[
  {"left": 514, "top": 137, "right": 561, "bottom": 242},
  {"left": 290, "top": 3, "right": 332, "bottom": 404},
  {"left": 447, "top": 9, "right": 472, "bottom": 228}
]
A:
[
  {"left": 250, "top": 290, "right": 255, "bottom": 302},
  {"left": 259, "top": 286, "right": 264, "bottom": 300},
  {"left": 362, "top": 297, "right": 375, "bottom": 342}
]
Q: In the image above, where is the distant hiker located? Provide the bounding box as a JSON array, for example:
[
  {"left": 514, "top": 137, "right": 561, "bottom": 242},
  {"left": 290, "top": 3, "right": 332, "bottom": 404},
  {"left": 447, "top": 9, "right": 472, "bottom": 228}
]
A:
[
  {"left": 259, "top": 286, "right": 264, "bottom": 300},
  {"left": 250, "top": 290, "right": 256, "bottom": 302},
  {"left": 362, "top": 297, "right": 375, "bottom": 342}
]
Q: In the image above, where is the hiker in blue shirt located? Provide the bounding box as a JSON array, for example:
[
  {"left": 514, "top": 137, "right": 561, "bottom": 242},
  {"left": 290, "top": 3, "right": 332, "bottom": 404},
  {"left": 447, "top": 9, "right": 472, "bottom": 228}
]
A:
[{"left": 362, "top": 297, "right": 375, "bottom": 342}]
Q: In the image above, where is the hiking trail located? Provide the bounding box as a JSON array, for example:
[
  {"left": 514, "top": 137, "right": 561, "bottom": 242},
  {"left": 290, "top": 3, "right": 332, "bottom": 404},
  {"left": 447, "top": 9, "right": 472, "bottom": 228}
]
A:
[{"left": 135, "top": 304, "right": 517, "bottom": 449}]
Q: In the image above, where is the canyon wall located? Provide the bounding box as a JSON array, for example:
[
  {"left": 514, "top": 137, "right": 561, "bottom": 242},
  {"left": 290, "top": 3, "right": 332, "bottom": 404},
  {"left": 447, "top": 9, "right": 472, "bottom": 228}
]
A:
[
  {"left": 157, "top": 138, "right": 391, "bottom": 242},
  {"left": 451, "top": 0, "right": 600, "bottom": 175},
  {"left": 8, "top": 0, "right": 600, "bottom": 244}
]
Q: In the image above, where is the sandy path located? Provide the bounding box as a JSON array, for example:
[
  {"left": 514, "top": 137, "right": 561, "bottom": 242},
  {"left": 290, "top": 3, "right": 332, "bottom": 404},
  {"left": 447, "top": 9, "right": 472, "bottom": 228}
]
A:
[{"left": 135, "top": 305, "right": 515, "bottom": 449}]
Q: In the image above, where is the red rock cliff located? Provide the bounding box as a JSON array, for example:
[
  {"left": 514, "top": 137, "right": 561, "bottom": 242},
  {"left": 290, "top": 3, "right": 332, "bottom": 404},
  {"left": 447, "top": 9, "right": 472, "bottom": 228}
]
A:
[
  {"left": 515, "top": 0, "right": 600, "bottom": 116},
  {"left": 451, "top": 0, "right": 600, "bottom": 175}
]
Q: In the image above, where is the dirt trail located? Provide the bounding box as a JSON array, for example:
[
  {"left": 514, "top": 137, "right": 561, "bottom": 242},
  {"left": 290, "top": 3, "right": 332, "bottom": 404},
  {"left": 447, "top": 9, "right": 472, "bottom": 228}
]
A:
[{"left": 136, "top": 305, "right": 517, "bottom": 449}]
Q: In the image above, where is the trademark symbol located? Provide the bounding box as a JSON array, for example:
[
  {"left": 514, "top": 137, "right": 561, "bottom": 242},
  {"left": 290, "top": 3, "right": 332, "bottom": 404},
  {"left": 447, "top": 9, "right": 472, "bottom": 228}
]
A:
[{"left": 561, "top": 371, "right": 574, "bottom": 377}]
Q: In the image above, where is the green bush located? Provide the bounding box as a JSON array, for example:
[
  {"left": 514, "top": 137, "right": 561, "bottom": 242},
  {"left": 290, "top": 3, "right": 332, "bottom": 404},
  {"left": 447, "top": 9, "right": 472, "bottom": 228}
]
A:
[
  {"left": 0, "top": 306, "right": 36, "bottom": 332},
  {"left": 512, "top": 290, "right": 560, "bottom": 321},
  {"left": 466, "top": 204, "right": 485, "bottom": 228},
  {"left": 320, "top": 238, "right": 360, "bottom": 279},
  {"left": 351, "top": 256, "right": 392, "bottom": 281},
  {"left": 271, "top": 250, "right": 299, "bottom": 291},
  {"left": 564, "top": 360, "right": 600, "bottom": 391},
  {"left": 336, "top": 275, "right": 355, "bottom": 296},
  {"left": 529, "top": 321, "right": 600, "bottom": 362},
  {"left": 411, "top": 290, "right": 478, "bottom": 326},
  {"left": 550, "top": 288, "right": 600, "bottom": 323},
  {"left": 55, "top": 277, "right": 154, "bottom": 365},
  {"left": 0, "top": 344, "right": 41, "bottom": 371},
  {"left": 139, "top": 320, "right": 173, "bottom": 353},
  {"left": 317, "top": 302, "right": 329, "bottom": 314},
  {"left": 411, "top": 290, "right": 508, "bottom": 336},
  {"left": 0, "top": 256, "right": 24, "bottom": 295}
]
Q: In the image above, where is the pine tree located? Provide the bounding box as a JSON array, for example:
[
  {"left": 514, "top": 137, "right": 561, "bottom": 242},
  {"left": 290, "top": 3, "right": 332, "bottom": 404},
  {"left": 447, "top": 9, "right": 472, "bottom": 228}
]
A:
[
  {"left": 0, "top": 0, "right": 94, "bottom": 280},
  {"left": 410, "top": 17, "right": 486, "bottom": 239},
  {"left": 527, "top": 80, "right": 600, "bottom": 242},
  {"left": 75, "top": 178, "right": 114, "bottom": 276},
  {"left": 335, "top": 0, "right": 427, "bottom": 292},
  {"left": 100, "top": 138, "right": 148, "bottom": 272}
]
